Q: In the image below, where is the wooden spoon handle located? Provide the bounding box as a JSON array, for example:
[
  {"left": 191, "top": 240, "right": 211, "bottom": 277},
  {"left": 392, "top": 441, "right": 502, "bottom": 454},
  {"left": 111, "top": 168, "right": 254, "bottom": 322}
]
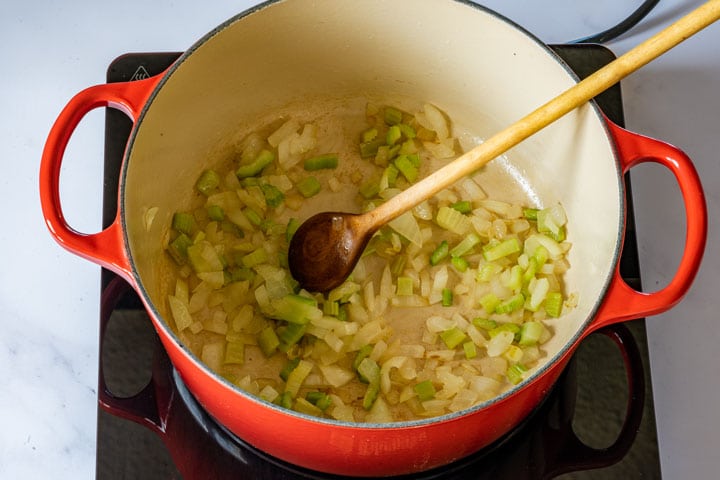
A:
[{"left": 365, "top": 0, "right": 720, "bottom": 230}]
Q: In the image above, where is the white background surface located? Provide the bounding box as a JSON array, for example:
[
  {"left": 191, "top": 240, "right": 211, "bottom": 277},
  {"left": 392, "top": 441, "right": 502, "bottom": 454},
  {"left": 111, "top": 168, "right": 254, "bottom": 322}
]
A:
[{"left": 1, "top": 0, "right": 717, "bottom": 478}]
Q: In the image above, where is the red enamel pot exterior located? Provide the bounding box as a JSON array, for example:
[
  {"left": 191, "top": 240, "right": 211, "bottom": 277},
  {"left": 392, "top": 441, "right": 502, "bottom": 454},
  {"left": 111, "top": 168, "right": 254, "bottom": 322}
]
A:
[{"left": 40, "top": 0, "right": 707, "bottom": 476}]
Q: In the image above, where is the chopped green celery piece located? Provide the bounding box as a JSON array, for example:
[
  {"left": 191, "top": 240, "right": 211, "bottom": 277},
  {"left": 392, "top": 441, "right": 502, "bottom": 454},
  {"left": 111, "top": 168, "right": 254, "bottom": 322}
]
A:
[
  {"left": 294, "top": 397, "right": 324, "bottom": 417},
  {"left": 476, "top": 263, "right": 501, "bottom": 282},
  {"left": 363, "top": 382, "right": 380, "bottom": 411},
  {"left": 489, "top": 323, "right": 521, "bottom": 339},
  {"left": 398, "top": 123, "right": 416, "bottom": 139},
  {"left": 544, "top": 292, "right": 563, "bottom": 318},
  {"left": 353, "top": 345, "right": 374, "bottom": 374},
  {"left": 518, "top": 321, "right": 544, "bottom": 346},
  {"left": 451, "top": 200, "right": 472, "bottom": 214},
  {"left": 261, "top": 183, "right": 285, "bottom": 208},
  {"left": 506, "top": 363, "right": 528, "bottom": 385},
  {"left": 357, "top": 357, "right": 380, "bottom": 385},
  {"left": 483, "top": 237, "right": 521, "bottom": 262},
  {"left": 362, "top": 127, "right": 378, "bottom": 143},
  {"left": 442, "top": 288, "right": 453, "bottom": 307},
  {"left": 206, "top": 205, "right": 225, "bottom": 221},
  {"left": 224, "top": 342, "right": 245, "bottom": 364},
  {"left": 296, "top": 176, "right": 321, "bottom": 198},
  {"left": 241, "top": 247, "right": 268, "bottom": 268},
  {"left": 383, "top": 165, "right": 399, "bottom": 190},
  {"left": 172, "top": 212, "right": 196, "bottom": 235},
  {"left": 258, "top": 326, "right": 280, "bottom": 356},
  {"left": 394, "top": 154, "right": 418, "bottom": 183},
  {"left": 404, "top": 153, "right": 420, "bottom": 167},
  {"left": 278, "top": 322, "right": 307, "bottom": 350},
  {"left": 279, "top": 357, "right": 300, "bottom": 382},
  {"left": 463, "top": 341, "right": 478, "bottom": 359},
  {"left": 323, "top": 299, "right": 340, "bottom": 317},
  {"left": 228, "top": 266, "right": 255, "bottom": 282},
  {"left": 479, "top": 293, "right": 501, "bottom": 315},
  {"left": 495, "top": 293, "right": 525, "bottom": 314},
  {"left": 374, "top": 145, "right": 392, "bottom": 166},
  {"left": 523, "top": 208, "right": 539, "bottom": 221},
  {"left": 285, "top": 359, "right": 313, "bottom": 397},
  {"left": 430, "top": 240, "right": 449, "bottom": 265},
  {"left": 414, "top": 380, "right": 436, "bottom": 401},
  {"left": 472, "top": 317, "right": 497, "bottom": 330},
  {"left": 522, "top": 257, "right": 538, "bottom": 284},
  {"left": 277, "top": 391, "right": 293, "bottom": 409},
  {"left": 272, "top": 294, "right": 320, "bottom": 324},
  {"left": 236, "top": 149, "right": 274, "bottom": 178},
  {"left": 306, "top": 391, "right": 332, "bottom": 411},
  {"left": 243, "top": 207, "right": 263, "bottom": 227},
  {"left": 533, "top": 245, "right": 549, "bottom": 268},
  {"left": 436, "top": 206, "right": 470, "bottom": 235},
  {"left": 440, "top": 326, "right": 466, "bottom": 349},
  {"left": 196, "top": 169, "right": 221, "bottom": 196},
  {"left": 359, "top": 177, "right": 381, "bottom": 199},
  {"left": 336, "top": 304, "right": 349, "bottom": 322},
  {"left": 285, "top": 217, "right": 300, "bottom": 243},
  {"left": 167, "top": 233, "right": 193, "bottom": 265},
  {"left": 384, "top": 106, "right": 403, "bottom": 125},
  {"left": 360, "top": 138, "right": 385, "bottom": 158},
  {"left": 304, "top": 153, "right": 338, "bottom": 171},
  {"left": 450, "top": 233, "right": 481, "bottom": 257},
  {"left": 505, "top": 265, "right": 523, "bottom": 291},
  {"left": 451, "top": 256, "right": 468, "bottom": 272},
  {"left": 397, "top": 276, "right": 414, "bottom": 296}
]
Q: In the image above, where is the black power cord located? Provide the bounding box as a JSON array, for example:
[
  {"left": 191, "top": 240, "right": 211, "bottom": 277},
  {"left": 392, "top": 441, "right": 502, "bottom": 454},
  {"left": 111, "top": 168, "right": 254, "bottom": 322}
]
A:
[{"left": 568, "top": 0, "right": 660, "bottom": 43}]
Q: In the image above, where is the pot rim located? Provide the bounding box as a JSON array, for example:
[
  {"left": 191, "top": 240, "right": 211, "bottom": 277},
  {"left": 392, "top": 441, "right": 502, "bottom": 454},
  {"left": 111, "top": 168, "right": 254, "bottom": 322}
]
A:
[{"left": 119, "top": 0, "right": 625, "bottom": 429}]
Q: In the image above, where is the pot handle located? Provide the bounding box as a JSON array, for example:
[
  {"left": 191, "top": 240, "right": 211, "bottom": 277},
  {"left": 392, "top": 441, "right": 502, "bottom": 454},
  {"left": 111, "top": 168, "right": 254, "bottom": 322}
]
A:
[
  {"left": 546, "top": 323, "right": 645, "bottom": 478},
  {"left": 589, "top": 119, "right": 707, "bottom": 332},
  {"left": 39, "top": 76, "right": 162, "bottom": 282},
  {"left": 97, "top": 275, "right": 168, "bottom": 434}
]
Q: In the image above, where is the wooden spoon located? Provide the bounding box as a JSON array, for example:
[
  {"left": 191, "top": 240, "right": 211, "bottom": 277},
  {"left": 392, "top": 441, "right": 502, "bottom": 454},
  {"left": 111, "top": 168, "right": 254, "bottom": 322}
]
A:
[{"left": 289, "top": 0, "right": 720, "bottom": 292}]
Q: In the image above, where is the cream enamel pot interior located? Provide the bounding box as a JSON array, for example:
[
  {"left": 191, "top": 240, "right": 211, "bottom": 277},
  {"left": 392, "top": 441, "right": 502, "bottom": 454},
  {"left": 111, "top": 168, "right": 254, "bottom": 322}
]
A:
[{"left": 40, "top": 0, "right": 707, "bottom": 476}]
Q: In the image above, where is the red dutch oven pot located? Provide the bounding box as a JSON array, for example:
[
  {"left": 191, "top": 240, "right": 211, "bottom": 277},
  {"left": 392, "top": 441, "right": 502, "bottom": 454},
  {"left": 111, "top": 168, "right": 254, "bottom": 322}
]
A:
[{"left": 40, "top": 0, "right": 707, "bottom": 476}]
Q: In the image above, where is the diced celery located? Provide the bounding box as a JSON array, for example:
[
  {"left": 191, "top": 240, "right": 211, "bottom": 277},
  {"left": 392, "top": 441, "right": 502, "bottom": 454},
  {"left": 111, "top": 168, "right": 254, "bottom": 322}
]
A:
[
  {"left": 285, "top": 217, "right": 300, "bottom": 243},
  {"left": 544, "top": 292, "right": 564, "bottom": 318},
  {"left": 442, "top": 288, "right": 453, "bottom": 307},
  {"left": 440, "top": 327, "right": 466, "bottom": 349},
  {"left": 451, "top": 256, "right": 468, "bottom": 272},
  {"left": 357, "top": 357, "right": 380, "bottom": 385},
  {"left": 398, "top": 124, "right": 416, "bottom": 139},
  {"left": 386, "top": 125, "right": 402, "bottom": 145},
  {"left": 479, "top": 293, "right": 501, "bottom": 315},
  {"left": 167, "top": 233, "right": 193, "bottom": 265},
  {"left": 523, "top": 208, "right": 539, "bottom": 221},
  {"left": 489, "top": 323, "right": 521, "bottom": 339},
  {"left": 472, "top": 317, "right": 497, "bottom": 330},
  {"left": 240, "top": 247, "right": 268, "bottom": 268},
  {"left": 451, "top": 200, "right": 472, "bottom": 214},
  {"left": 243, "top": 207, "right": 263, "bottom": 227},
  {"left": 430, "top": 240, "right": 449, "bottom": 266},
  {"left": 296, "top": 176, "right": 321, "bottom": 198},
  {"left": 503, "top": 345, "right": 523, "bottom": 363},
  {"left": 504, "top": 265, "right": 523, "bottom": 291},
  {"left": 306, "top": 391, "right": 332, "bottom": 411},
  {"left": 294, "top": 398, "right": 324, "bottom": 416},
  {"left": 483, "top": 237, "right": 521, "bottom": 262},
  {"left": 206, "top": 205, "right": 225, "bottom": 221},
  {"left": 285, "top": 359, "right": 313, "bottom": 397},
  {"left": 258, "top": 326, "right": 280, "bottom": 356},
  {"left": 449, "top": 233, "right": 481, "bottom": 257},
  {"left": 277, "top": 391, "right": 293, "bottom": 409},
  {"left": 414, "top": 380, "right": 436, "bottom": 401},
  {"left": 196, "top": 169, "right": 221, "bottom": 196},
  {"left": 384, "top": 106, "right": 403, "bottom": 125},
  {"left": 363, "top": 382, "right": 380, "bottom": 411},
  {"left": 394, "top": 154, "right": 418, "bottom": 183},
  {"left": 506, "top": 363, "right": 528, "bottom": 385},
  {"left": 304, "top": 153, "right": 338, "bottom": 171},
  {"left": 280, "top": 357, "right": 300, "bottom": 381},
  {"left": 436, "top": 206, "right": 470, "bottom": 235},
  {"left": 494, "top": 293, "right": 525, "bottom": 314},
  {"left": 172, "top": 212, "right": 196, "bottom": 235},
  {"left": 236, "top": 149, "right": 274, "bottom": 178},
  {"left": 224, "top": 341, "right": 245, "bottom": 364},
  {"left": 518, "top": 321, "right": 544, "bottom": 346},
  {"left": 353, "top": 345, "right": 374, "bottom": 375},
  {"left": 463, "top": 341, "right": 477, "bottom": 359},
  {"left": 261, "top": 183, "right": 285, "bottom": 208},
  {"left": 476, "top": 263, "right": 501, "bottom": 282},
  {"left": 271, "top": 294, "right": 322, "bottom": 324},
  {"left": 360, "top": 138, "right": 384, "bottom": 158},
  {"left": 362, "top": 127, "right": 378, "bottom": 143},
  {"left": 396, "top": 276, "right": 414, "bottom": 296}
]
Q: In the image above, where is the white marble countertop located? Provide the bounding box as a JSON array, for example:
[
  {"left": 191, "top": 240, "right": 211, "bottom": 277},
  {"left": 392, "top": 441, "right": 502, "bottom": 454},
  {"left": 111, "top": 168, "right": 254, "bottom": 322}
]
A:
[{"left": 2, "top": 0, "right": 718, "bottom": 478}]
